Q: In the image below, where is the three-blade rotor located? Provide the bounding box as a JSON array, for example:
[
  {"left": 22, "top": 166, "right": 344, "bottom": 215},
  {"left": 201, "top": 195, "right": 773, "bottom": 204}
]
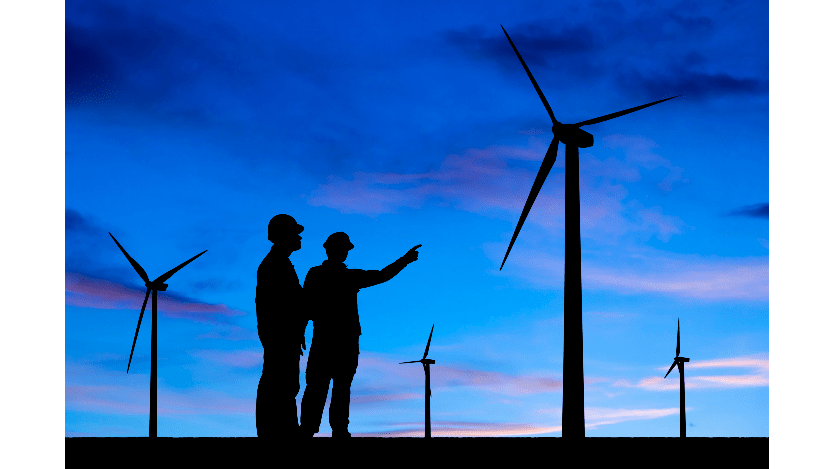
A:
[
  {"left": 399, "top": 324, "right": 435, "bottom": 364},
  {"left": 110, "top": 233, "right": 206, "bottom": 373},
  {"left": 497, "top": 26, "right": 678, "bottom": 270},
  {"left": 400, "top": 324, "right": 435, "bottom": 397}
]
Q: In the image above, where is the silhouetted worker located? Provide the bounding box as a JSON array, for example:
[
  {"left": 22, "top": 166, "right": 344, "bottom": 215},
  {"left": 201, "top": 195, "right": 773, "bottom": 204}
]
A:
[
  {"left": 300, "top": 232, "right": 421, "bottom": 437},
  {"left": 256, "top": 214, "right": 308, "bottom": 439}
]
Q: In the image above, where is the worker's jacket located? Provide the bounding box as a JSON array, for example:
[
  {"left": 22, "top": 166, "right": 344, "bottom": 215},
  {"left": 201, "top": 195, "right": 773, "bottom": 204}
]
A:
[
  {"left": 256, "top": 246, "right": 306, "bottom": 361},
  {"left": 303, "top": 257, "right": 409, "bottom": 352}
]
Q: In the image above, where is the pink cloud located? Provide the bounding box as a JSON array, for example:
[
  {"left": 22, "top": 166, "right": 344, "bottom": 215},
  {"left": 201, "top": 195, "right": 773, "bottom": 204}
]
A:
[
  {"left": 490, "top": 244, "right": 768, "bottom": 301},
  {"left": 190, "top": 349, "right": 264, "bottom": 368},
  {"left": 65, "top": 272, "right": 247, "bottom": 324},
  {"left": 307, "top": 136, "right": 688, "bottom": 248},
  {"left": 583, "top": 257, "right": 768, "bottom": 301},
  {"left": 195, "top": 325, "right": 259, "bottom": 342},
  {"left": 354, "top": 421, "right": 562, "bottom": 437},
  {"left": 356, "top": 353, "right": 562, "bottom": 396},
  {"left": 614, "top": 354, "right": 769, "bottom": 390},
  {"left": 307, "top": 142, "right": 549, "bottom": 217},
  {"left": 65, "top": 359, "right": 258, "bottom": 421}
]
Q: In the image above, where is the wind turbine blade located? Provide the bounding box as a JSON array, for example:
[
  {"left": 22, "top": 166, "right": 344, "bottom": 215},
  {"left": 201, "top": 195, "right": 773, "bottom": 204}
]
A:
[
  {"left": 400, "top": 360, "right": 421, "bottom": 364},
  {"left": 422, "top": 324, "right": 435, "bottom": 360},
  {"left": 501, "top": 25, "right": 558, "bottom": 126},
  {"left": 109, "top": 233, "right": 150, "bottom": 283},
  {"left": 500, "top": 137, "right": 560, "bottom": 270},
  {"left": 574, "top": 96, "right": 679, "bottom": 127},
  {"left": 127, "top": 288, "right": 151, "bottom": 373},
  {"left": 676, "top": 318, "right": 680, "bottom": 358},
  {"left": 663, "top": 360, "right": 678, "bottom": 379},
  {"left": 155, "top": 250, "right": 207, "bottom": 284}
]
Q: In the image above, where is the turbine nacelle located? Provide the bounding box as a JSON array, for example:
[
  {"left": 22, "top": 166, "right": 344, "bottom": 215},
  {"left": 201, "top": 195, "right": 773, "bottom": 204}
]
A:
[
  {"left": 554, "top": 123, "right": 594, "bottom": 148},
  {"left": 146, "top": 281, "right": 169, "bottom": 291}
]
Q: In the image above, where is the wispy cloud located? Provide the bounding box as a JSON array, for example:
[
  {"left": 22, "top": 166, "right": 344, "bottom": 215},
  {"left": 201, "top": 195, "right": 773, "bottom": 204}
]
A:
[
  {"left": 65, "top": 272, "right": 247, "bottom": 324},
  {"left": 66, "top": 360, "right": 256, "bottom": 418},
  {"left": 356, "top": 421, "right": 562, "bottom": 437},
  {"left": 194, "top": 325, "right": 259, "bottom": 342},
  {"left": 308, "top": 135, "right": 687, "bottom": 246},
  {"left": 582, "top": 257, "right": 768, "bottom": 301},
  {"left": 536, "top": 405, "right": 681, "bottom": 430},
  {"left": 613, "top": 354, "right": 769, "bottom": 391},
  {"left": 355, "top": 353, "right": 562, "bottom": 396},
  {"left": 486, "top": 241, "right": 768, "bottom": 301},
  {"left": 189, "top": 349, "right": 264, "bottom": 369}
]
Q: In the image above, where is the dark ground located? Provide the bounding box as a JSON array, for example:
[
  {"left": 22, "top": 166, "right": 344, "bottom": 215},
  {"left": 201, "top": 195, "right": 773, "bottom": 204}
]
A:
[{"left": 66, "top": 437, "right": 768, "bottom": 465}]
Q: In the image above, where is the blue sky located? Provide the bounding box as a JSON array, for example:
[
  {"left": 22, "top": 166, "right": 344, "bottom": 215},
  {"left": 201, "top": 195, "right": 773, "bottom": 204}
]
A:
[{"left": 60, "top": 0, "right": 774, "bottom": 438}]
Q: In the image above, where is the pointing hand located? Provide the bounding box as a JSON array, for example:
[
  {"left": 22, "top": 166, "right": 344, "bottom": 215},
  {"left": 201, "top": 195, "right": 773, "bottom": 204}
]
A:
[{"left": 404, "top": 244, "right": 422, "bottom": 263}]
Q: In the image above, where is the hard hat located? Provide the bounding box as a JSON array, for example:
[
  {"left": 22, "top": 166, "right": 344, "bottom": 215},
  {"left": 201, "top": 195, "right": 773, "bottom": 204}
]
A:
[
  {"left": 268, "top": 214, "right": 304, "bottom": 242},
  {"left": 323, "top": 232, "right": 354, "bottom": 251}
]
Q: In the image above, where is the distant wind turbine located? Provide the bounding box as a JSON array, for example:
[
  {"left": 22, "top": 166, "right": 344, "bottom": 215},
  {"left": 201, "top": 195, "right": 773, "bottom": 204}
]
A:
[
  {"left": 498, "top": 25, "right": 679, "bottom": 438},
  {"left": 400, "top": 324, "right": 436, "bottom": 438},
  {"left": 110, "top": 232, "right": 206, "bottom": 438},
  {"left": 664, "top": 318, "right": 690, "bottom": 438}
]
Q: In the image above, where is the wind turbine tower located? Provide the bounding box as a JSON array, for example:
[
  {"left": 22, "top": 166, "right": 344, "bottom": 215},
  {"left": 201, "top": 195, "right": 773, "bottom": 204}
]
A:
[
  {"left": 498, "top": 25, "right": 678, "bottom": 437},
  {"left": 400, "top": 324, "right": 436, "bottom": 438},
  {"left": 664, "top": 318, "right": 690, "bottom": 437},
  {"left": 110, "top": 232, "right": 206, "bottom": 438}
]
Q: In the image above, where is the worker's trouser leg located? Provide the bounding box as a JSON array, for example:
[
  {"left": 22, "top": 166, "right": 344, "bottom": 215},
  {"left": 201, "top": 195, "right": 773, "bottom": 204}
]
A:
[
  {"left": 300, "top": 361, "right": 331, "bottom": 435},
  {"left": 329, "top": 353, "right": 359, "bottom": 434},
  {"left": 256, "top": 357, "right": 300, "bottom": 438}
]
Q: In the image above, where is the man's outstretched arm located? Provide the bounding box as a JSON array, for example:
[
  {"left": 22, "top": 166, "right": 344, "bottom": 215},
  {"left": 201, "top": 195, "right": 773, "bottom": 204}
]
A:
[{"left": 358, "top": 245, "right": 421, "bottom": 289}]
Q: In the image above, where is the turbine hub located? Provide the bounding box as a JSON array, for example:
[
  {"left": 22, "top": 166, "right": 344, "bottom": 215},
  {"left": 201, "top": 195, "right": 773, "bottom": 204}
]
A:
[
  {"left": 146, "top": 281, "right": 169, "bottom": 291},
  {"left": 554, "top": 123, "right": 594, "bottom": 148}
]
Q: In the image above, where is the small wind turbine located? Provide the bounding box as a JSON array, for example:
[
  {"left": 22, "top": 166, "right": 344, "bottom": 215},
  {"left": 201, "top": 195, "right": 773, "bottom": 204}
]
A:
[
  {"left": 498, "top": 25, "right": 679, "bottom": 438},
  {"left": 400, "top": 324, "right": 435, "bottom": 438},
  {"left": 110, "top": 232, "right": 206, "bottom": 438},
  {"left": 663, "top": 318, "right": 690, "bottom": 437}
]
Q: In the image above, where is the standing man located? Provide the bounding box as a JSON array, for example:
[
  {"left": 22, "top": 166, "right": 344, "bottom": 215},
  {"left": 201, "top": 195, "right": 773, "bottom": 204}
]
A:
[
  {"left": 300, "top": 232, "right": 421, "bottom": 438},
  {"left": 256, "top": 214, "right": 308, "bottom": 439}
]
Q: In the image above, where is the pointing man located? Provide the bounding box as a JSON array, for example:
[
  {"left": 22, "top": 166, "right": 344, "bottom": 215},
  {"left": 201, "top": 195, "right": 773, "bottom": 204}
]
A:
[
  {"left": 300, "top": 232, "right": 421, "bottom": 437},
  {"left": 256, "top": 214, "right": 308, "bottom": 439}
]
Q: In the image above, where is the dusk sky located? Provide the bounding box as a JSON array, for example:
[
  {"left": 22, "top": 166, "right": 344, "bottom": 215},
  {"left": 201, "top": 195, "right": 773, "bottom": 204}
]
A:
[{"left": 59, "top": 0, "right": 776, "bottom": 439}]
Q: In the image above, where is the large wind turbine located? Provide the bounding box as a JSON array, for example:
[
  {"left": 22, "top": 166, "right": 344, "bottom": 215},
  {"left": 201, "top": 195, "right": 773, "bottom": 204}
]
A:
[
  {"left": 498, "top": 25, "right": 678, "bottom": 438},
  {"left": 399, "top": 324, "right": 435, "bottom": 438},
  {"left": 110, "top": 232, "right": 206, "bottom": 438},
  {"left": 663, "top": 318, "right": 690, "bottom": 437}
]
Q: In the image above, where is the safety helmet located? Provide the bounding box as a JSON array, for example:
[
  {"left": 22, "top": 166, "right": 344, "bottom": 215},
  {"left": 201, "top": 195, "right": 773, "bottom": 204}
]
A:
[
  {"left": 267, "top": 214, "right": 304, "bottom": 242},
  {"left": 323, "top": 232, "right": 354, "bottom": 251}
]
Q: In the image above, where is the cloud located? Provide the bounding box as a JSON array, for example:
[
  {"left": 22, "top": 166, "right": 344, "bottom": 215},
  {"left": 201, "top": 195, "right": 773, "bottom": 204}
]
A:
[
  {"left": 490, "top": 240, "right": 768, "bottom": 301},
  {"left": 582, "top": 256, "right": 768, "bottom": 301},
  {"left": 355, "top": 421, "right": 562, "bottom": 437},
  {"left": 65, "top": 208, "right": 131, "bottom": 282},
  {"left": 615, "top": 68, "right": 768, "bottom": 100},
  {"left": 66, "top": 384, "right": 255, "bottom": 417},
  {"left": 351, "top": 353, "right": 563, "bottom": 398},
  {"left": 725, "top": 203, "right": 768, "bottom": 219},
  {"left": 535, "top": 406, "right": 681, "bottom": 430},
  {"left": 443, "top": 22, "right": 597, "bottom": 70},
  {"left": 189, "top": 349, "right": 264, "bottom": 369},
  {"left": 65, "top": 272, "right": 247, "bottom": 324},
  {"left": 194, "top": 325, "right": 259, "bottom": 342},
  {"left": 307, "top": 142, "right": 548, "bottom": 217},
  {"left": 309, "top": 136, "right": 687, "bottom": 245},
  {"left": 442, "top": 6, "right": 765, "bottom": 103},
  {"left": 613, "top": 353, "right": 769, "bottom": 391}
]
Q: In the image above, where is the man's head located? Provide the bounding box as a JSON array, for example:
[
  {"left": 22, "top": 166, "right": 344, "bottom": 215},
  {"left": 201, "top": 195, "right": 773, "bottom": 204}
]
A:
[
  {"left": 268, "top": 214, "right": 303, "bottom": 253},
  {"left": 323, "top": 232, "right": 353, "bottom": 262}
]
